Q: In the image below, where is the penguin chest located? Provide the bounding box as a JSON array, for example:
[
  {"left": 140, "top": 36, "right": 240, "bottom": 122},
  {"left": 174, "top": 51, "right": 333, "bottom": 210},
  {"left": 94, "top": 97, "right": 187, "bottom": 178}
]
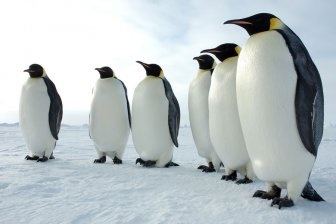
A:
[
  {"left": 209, "top": 59, "right": 249, "bottom": 168},
  {"left": 188, "top": 71, "right": 213, "bottom": 158},
  {"left": 19, "top": 78, "right": 54, "bottom": 151},
  {"left": 132, "top": 78, "right": 172, "bottom": 160},
  {"left": 236, "top": 31, "right": 315, "bottom": 180},
  {"left": 90, "top": 79, "right": 130, "bottom": 150}
]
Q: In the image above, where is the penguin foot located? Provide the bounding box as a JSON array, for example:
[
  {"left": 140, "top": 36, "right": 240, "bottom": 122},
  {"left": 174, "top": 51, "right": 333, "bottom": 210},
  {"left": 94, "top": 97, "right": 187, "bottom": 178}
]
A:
[
  {"left": 135, "top": 158, "right": 143, "bottom": 165},
  {"left": 271, "top": 197, "right": 294, "bottom": 209},
  {"left": 94, "top": 156, "right": 106, "bottom": 164},
  {"left": 221, "top": 171, "right": 237, "bottom": 181},
  {"left": 198, "top": 162, "right": 215, "bottom": 172},
  {"left": 25, "top": 155, "right": 39, "bottom": 160},
  {"left": 236, "top": 177, "right": 253, "bottom": 185},
  {"left": 136, "top": 158, "right": 156, "bottom": 167},
  {"left": 165, "top": 161, "right": 180, "bottom": 168},
  {"left": 36, "top": 156, "right": 48, "bottom": 162},
  {"left": 197, "top": 165, "right": 208, "bottom": 170},
  {"left": 113, "top": 156, "right": 122, "bottom": 164},
  {"left": 49, "top": 153, "right": 55, "bottom": 159},
  {"left": 202, "top": 167, "right": 215, "bottom": 173},
  {"left": 253, "top": 185, "right": 281, "bottom": 200}
]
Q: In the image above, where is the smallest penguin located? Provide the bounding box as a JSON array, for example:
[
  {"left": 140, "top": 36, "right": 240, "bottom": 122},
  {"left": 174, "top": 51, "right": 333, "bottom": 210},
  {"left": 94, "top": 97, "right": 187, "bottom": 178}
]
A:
[
  {"left": 189, "top": 54, "right": 221, "bottom": 172},
  {"left": 89, "top": 66, "right": 131, "bottom": 164}
]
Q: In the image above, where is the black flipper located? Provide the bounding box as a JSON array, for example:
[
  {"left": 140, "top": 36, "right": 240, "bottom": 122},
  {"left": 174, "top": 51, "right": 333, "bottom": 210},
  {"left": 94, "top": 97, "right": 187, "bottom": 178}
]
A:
[
  {"left": 42, "top": 76, "right": 63, "bottom": 140},
  {"left": 301, "top": 181, "right": 325, "bottom": 201},
  {"left": 116, "top": 78, "right": 131, "bottom": 128},
  {"left": 276, "top": 28, "right": 324, "bottom": 156},
  {"left": 161, "top": 77, "right": 180, "bottom": 147}
]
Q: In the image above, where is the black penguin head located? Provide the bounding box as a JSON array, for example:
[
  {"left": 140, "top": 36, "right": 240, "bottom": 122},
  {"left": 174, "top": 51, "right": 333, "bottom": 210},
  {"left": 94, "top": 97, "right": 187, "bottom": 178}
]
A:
[
  {"left": 95, "top": 66, "right": 114, "bottom": 79},
  {"left": 201, "top": 43, "right": 241, "bottom": 62},
  {"left": 224, "top": 13, "right": 284, "bottom": 36},
  {"left": 193, "top": 55, "right": 215, "bottom": 70},
  {"left": 23, "top": 64, "right": 45, "bottom": 78},
  {"left": 136, "top": 61, "right": 164, "bottom": 78}
]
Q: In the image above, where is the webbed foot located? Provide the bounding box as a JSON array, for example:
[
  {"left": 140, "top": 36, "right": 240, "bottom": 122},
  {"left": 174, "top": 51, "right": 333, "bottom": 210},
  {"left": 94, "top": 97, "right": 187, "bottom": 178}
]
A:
[
  {"left": 198, "top": 162, "right": 215, "bottom": 172},
  {"left": 25, "top": 155, "right": 39, "bottom": 160},
  {"left": 136, "top": 158, "right": 156, "bottom": 167},
  {"left": 271, "top": 197, "right": 294, "bottom": 209},
  {"left": 113, "top": 156, "right": 122, "bottom": 164},
  {"left": 253, "top": 185, "right": 281, "bottom": 200},
  {"left": 202, "top": 167, "right": 215, "bottom": 172},
  {"left": 94, "top": 156, "right": 106, "bottom": 163},
  {"left": 36, "top": 156, "right": 48, "bottom": 162},
  {"left": 236, "top": 176, "right": 253, "bottom": 184},
  {"left": 165, "top": 161, "right": 180, "bottom": 167},
  {"left": 221, "top": 171, "right": 237, "bottom": 181},
  {"left": 197, "top": 165, "right": 208, "bottom": 170}
]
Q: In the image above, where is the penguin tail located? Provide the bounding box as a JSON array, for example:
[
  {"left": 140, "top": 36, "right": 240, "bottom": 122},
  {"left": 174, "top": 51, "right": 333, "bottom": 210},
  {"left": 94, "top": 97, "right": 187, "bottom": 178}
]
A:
[{"left": 301, "top": 181, "right": 325, "bottom": 201}]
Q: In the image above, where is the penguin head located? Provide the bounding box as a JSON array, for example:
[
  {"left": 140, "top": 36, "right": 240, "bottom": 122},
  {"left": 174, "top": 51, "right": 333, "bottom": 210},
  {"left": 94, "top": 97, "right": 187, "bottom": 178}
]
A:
[
  {"left": 201, "top": 44, "right": 241, "bottom": 62},
  {"left": 95, "top": 66, "right": 114, "bottom": 79},
  {"left": 23, "top": 64, "right": 46, "bottom": 78},
  {"left": 193, "top": 55, "right": 215, "bottom": 70},
  {"left": 224, "top": 13, "right": 284, "bottom": 36},
  {"left": 136, "top": 61, "right": 164, "bottom": 78}
]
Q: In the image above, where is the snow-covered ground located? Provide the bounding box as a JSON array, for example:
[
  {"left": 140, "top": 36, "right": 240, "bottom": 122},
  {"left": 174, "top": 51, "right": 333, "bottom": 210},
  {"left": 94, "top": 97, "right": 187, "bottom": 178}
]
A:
[{"left": 0, "top": 124, "right": 335, "bottom": 224}]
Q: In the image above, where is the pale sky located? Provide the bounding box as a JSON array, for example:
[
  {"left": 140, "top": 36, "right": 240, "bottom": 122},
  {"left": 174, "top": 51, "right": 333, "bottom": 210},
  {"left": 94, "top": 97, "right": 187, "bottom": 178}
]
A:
[{"left": 0, "top": 0, "right": 335, "bottom": 125}]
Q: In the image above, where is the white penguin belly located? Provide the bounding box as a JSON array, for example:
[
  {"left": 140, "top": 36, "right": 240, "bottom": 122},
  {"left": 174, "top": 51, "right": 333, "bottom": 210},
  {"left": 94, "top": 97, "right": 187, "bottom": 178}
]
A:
[
  {"left": 19, "top": 78, "right": 55, "bottom": 157},
  {"left": 132, "top": 77, "right": 173, "bottom": 165},
  {"left": 90, "top": 78, "right": 130, "bottom": 153},
  {"left": 236, "top": 31, "right": 315, "bottom": 181},
  {"left": 209, "top": 59, "right": 249, "bottom": 169},
  {"left": 188, "top": 71, "right": 216, "bottom": 160}
]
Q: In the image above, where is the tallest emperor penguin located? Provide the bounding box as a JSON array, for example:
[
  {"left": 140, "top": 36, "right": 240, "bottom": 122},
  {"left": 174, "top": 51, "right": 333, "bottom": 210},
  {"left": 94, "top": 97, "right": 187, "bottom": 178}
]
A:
[
  {"left": 20, "top": 64, "right": 63, "bottom": 162},
  {"left": 224, "top": 13, "right": 324, "bottom": 208}
]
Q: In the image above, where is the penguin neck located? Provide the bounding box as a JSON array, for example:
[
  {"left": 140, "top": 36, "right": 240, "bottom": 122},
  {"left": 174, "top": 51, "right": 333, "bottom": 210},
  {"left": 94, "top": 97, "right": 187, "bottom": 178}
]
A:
[
  {"left": 100, "top": 76, "right": 115, "bottom": 80},
  {"left": 197, "top": 69, "right": 212, "bottom": 77},
  {"left": 221, "top": 56, "right": 238, "bottom": 64}
]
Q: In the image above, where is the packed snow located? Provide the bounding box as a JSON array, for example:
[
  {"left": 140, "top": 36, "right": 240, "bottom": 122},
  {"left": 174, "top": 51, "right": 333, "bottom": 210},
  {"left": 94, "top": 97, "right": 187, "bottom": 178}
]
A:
[{"left": 0, "top": 124, "right": 335, "bottom": 224}]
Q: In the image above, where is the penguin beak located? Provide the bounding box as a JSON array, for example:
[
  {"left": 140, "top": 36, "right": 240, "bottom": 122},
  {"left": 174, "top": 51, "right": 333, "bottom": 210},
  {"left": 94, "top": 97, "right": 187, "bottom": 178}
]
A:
[
  {"left": 95, "top": 68, "right": 103, "bottom": 72},
  {"left": 23, "top": 69, "right": 31, "bottom": 73},
  {"left": 136, "top": 61, "right": 150, "bottom": 69},
  {"left": 200, "top": 49, "right": 221, "bottom": 54},
  {"left": 193, "top": 57, "right": 204, "bottom": 62},
  {"left": 224, "top": 19, "right": 253, "bottom": 26}
]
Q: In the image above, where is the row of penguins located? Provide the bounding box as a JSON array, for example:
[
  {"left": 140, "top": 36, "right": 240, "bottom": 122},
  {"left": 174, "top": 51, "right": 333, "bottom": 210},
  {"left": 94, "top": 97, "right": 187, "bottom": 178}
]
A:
[{"left": 19, "top": 13, "right": 324, "bottom": 209}]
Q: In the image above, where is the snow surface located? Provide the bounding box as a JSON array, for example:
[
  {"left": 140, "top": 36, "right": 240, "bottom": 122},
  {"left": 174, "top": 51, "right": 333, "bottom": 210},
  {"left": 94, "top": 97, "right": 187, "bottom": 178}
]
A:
[{"left": 0, "top": 124, "right": 335, "bottom": 224}]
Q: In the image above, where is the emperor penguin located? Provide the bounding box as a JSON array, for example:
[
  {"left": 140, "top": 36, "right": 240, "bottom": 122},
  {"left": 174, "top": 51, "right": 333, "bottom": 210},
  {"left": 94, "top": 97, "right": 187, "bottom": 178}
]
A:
[
  {"left": 132, "top": 61, "right": 180, "bottom": 168},
  {"left": 224, "top": 13, "right": 324, "bottom": 208},
  {"left": 189, "top": 54, "right": 221, "bottom": 172},
  {"left": 20, "top": 64, "right": 63, "bottom": 162},
  {"left": 202, "top": 44, "right": 255, "bottom": 183},
  {"left": 89, "top": 66, "right": 131, "bottom": 164}
]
